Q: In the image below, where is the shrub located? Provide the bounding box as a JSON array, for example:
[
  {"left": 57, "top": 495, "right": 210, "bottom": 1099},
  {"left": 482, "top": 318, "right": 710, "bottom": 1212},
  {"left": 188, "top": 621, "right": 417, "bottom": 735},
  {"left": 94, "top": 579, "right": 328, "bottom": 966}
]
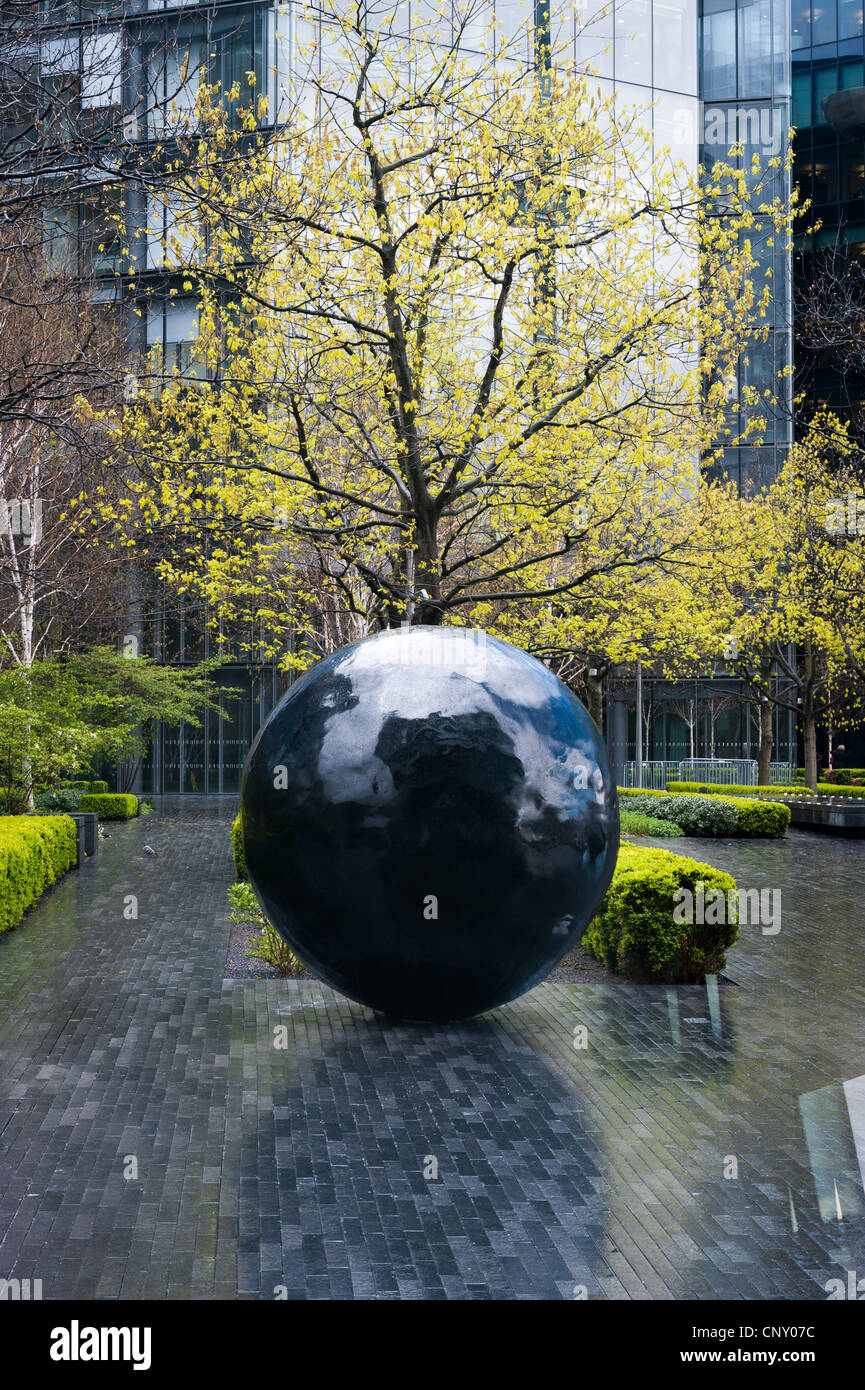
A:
[
  {"left": 619, "top": 809, "right": 684, "bottom": 838},
  {"left": 0, "top": 815, "right": 77, "bottom": 933},
  {"left": 724, "top": 797, "right": 791, "bottom": 837},
  {"left": 231, "top": 814, "right": 247, "bottom": 881},
  {"left": 90, "top": 780, "right": 109, "bottom": 795},
  {"left": 34, "top": 787, "right": 85, "bottom": 814},
  {"left": 79, "top": 793, "right": 139, "bottom": 820},
  {"left": 667, "top": 779, "right": 865, "bottom": 802},
  {"left": 584, "top": 844, "right": 738, "bottom": 982},
  {"left": 228, "top": 881, "right": 304, "bottom": 976},
  {"left": 637, "top": 786, "right": 789, "bottom": 835},
  {"left": 66, "top": 781, "right": 92, "bottom": 792},
  {"left": 618, "top": 787, "right": 670, "bottom": 798},
  {"left": 618, "top": 792, "right": 739, "bottom": 837},
  {"left": 667, "top": 781, "right": 784, "bottom": 796}
]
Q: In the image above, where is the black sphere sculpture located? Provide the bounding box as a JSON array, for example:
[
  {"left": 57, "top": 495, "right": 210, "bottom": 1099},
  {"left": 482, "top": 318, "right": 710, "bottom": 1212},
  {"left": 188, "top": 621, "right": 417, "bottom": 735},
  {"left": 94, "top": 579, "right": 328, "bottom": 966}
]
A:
[{"left": 240, "top": 626, "right": 618, "bottom": 1021}]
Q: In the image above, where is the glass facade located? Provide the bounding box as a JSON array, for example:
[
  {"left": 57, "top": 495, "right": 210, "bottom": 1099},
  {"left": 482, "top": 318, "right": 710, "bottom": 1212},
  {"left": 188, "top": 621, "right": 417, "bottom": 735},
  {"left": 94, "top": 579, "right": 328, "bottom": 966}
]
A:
[
  {"left": 4, "top": 3, "right": 795, "bottom": 788},
  {"left": 700, "top": 0, "right": 793, "bottom": 492},
  {"left": 791, "top": 0, "right": 865, "bottom": 418}
]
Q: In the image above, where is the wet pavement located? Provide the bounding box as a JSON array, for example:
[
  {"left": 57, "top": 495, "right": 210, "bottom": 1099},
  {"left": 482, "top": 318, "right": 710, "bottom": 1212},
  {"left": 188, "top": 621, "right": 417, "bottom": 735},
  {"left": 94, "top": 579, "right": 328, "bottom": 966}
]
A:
[{"left": 1, "top": 799, "right": 864, "bottom": 1299}]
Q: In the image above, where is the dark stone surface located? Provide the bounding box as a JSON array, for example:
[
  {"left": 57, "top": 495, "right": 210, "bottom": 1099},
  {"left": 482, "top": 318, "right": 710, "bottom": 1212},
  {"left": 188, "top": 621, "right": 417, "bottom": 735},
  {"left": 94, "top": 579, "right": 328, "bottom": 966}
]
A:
[
  {"left": 1, "top": 802, "right": 865, "bottom": 1299},
  {"left": 240, "top": 627, "right": 618, "bottom": 1020}
]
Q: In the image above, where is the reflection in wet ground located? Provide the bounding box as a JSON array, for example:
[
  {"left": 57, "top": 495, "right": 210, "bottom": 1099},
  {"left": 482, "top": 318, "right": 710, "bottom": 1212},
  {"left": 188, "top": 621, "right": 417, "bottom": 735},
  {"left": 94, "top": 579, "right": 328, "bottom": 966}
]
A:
[{"left": 0, "top": 807, "right": 863, "bottom": 1299}]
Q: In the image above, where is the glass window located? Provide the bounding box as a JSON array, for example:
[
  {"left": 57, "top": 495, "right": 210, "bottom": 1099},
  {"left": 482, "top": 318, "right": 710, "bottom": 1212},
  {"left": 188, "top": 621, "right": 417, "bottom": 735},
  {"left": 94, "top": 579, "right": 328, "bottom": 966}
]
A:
[
  {"left": 653, "top": 0, "right": 697, "bottom": 94},
  {"left": 147, "top": 298, "right": 198, "bottom": 347},
  {"left": 455, "top": 0, "right": 493, "bottom": 51},
  {"left": 614, "top": 0, "right": 651, "bottom": 85},
  {"left": 80, "top": 189, "right": 124, "bottom": 275},
  {"left": 772, "top": 0, "right": 790, "bottom": 96},
  {"left": 146, "top": 193, "right": 196, "bottom": 269},
  {"left": 811, "top": 0, "right": 838, "bottom": 43},
  {"left": 840, "top": 57, "right": 864, "bottom": 86},
  {"left": 146, "top": 41, "right": 202, "bottom": 136},
  {"left": 814, "top": 63, "right": 838, "bottom": 122},
  {"left": 840, "top": 147, "right": 865, "bottom": 198},
  {"left": 550, "top": 0, "right": 575, "bottom": 67},
  {"left": 81, "top": 30, "right": 121, "bottom": 108},
  {"left": 575, "top": 2, "right": 614, "bottom": 78},
  {"left": 839, "top": 0, "right": 864, "bottom": 38},
  {"left": 737, "top": 0, "right": 772, "bottom": 98},
  {"left": 413, "top": 0, "right": 455, "bottom": 47},
  {"left": 42, "top": 208, "right": 77, "bottom": 275},
  {"left": 654, "top": 89, "right": 698, "bottom": 172},
  {"left": 701, "top": 0, "right": 736, "bottom": 102},
  {"left": 790, "top": 0, "right": 811, "bottom": 49},
  {"left": 813, "top": 147, "right": 839, "bottom": 200},
  {"left": 147, "top": 298, "right": 201, "bottom": 377},
  {"left": 792, "top": 68, "right": 811, "bottom": 124}
]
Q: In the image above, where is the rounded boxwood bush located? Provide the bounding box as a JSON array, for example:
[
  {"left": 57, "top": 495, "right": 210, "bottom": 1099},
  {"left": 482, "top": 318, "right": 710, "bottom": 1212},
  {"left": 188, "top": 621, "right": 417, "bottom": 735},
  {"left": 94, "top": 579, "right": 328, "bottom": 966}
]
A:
[
  {"left": 725, "top": 797, "right": 790, "bottom": 836},
  {"left": 90, "top": 780, "right": 109, "bottom": 795},
  {"left": 231, "top": 814, "right": 247, "bottom": 881},
  {"left": 79, "top": 793, "right": 139, "bottom": 820},
  {"left": 584, "top": 844, "right": 739, "bottom": 982}
]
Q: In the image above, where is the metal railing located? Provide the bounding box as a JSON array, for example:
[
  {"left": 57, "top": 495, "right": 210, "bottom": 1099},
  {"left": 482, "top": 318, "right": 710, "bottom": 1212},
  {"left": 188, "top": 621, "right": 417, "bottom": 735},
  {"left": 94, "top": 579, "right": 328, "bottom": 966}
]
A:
[{"left": 621, "top": 759, "right": 795, "bottom": 788}]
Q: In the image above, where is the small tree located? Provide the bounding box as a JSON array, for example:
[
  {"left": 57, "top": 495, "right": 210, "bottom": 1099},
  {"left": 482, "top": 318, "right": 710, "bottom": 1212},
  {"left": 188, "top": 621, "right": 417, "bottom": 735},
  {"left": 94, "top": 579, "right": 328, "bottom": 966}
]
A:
[{"left": 92, "top": 0, "right": 791, "bottom": 667}]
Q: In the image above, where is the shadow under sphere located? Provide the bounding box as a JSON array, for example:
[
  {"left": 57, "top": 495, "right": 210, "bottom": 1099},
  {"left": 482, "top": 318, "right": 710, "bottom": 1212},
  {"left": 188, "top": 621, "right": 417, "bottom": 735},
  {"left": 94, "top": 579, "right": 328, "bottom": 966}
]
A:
[{"left": 240, "top": 626, "right": 619, "bottom": 1020}]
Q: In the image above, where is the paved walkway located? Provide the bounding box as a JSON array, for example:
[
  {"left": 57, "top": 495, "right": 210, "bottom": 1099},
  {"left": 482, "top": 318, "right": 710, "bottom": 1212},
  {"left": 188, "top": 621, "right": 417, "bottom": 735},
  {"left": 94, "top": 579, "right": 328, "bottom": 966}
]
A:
[{"left": 1, "top": 799, "right": 864, "bottom": 1299}]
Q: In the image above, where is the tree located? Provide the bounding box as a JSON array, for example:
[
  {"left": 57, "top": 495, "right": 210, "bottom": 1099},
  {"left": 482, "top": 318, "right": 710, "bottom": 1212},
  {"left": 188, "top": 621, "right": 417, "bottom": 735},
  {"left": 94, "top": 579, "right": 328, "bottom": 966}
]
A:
[
  {"left": 715, "top": 415, "right": 865, "bottom": 789},
  {"left": 91, "top": 0, "right": 791, "bottom": 670},
  {"left": 0, "top": 241, "right": 127, "bottom": 670},
  {"left": 0, "top": 648, "right": 225, "bottom": 809},
  {"left": 63, "top": 646, "right": 228, "bottom": 793}
]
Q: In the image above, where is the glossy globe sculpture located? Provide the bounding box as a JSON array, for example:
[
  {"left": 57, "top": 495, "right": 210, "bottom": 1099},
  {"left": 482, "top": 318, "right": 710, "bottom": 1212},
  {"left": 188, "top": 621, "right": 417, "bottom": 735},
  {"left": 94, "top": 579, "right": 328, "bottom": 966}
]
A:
[{"left": 240, "top": 626, "right": 619, "bottom": 1021}]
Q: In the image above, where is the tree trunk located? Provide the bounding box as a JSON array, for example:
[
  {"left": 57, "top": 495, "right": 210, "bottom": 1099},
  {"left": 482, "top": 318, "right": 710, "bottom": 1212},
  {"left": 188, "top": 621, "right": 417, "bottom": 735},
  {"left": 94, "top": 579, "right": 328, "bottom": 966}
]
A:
[
  {"left": 802, "top": 640, "right": 819, "bottom": 792},
  {"left": 586, "top": 671, "right": 604, "bottom": 732},
  {"left": 757, "top": 654, "right": 774, "bottom": 786}
]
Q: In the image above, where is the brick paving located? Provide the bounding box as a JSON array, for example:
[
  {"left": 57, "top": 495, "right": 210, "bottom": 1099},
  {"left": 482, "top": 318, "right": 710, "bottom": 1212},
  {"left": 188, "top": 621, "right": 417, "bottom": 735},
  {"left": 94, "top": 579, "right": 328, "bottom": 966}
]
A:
[{"left": 1, "top": 799, "right": 864, "bottom": 1299}]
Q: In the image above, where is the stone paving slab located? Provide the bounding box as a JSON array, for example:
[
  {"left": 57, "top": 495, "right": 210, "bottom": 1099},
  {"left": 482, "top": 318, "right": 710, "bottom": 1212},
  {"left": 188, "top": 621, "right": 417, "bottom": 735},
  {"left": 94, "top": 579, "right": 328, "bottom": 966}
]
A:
[{"left": 1, "top": 800, "right": 864, "bottom": 1299}]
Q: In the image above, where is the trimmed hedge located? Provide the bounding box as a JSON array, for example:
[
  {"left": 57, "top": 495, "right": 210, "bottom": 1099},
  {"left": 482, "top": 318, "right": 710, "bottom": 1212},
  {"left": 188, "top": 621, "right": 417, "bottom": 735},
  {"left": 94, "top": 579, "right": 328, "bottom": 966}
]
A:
[
  {"left": 619, "top": 809, "right": 684, "bottom": 838},
  {"left": 67, "top": 781, "right": 92, "bottom": 792},
  {"left": 231, "top": 814, "right": 247, "bottom": 881},
  {"left": 0, "top": 814, "right": 77, "bottom": 933},
  {"left": 724, "top": 796, "right": 791, "bottom": 836},
  {"left": 584, "top": 844, "right": 739, "bottom": 982},
  {"left": 621, "top": 787, "right": 789, "bottom": 836},
  {"left": 79, "top": 793, "right": 139, "bottom": 820},
  {"left": 90, "top": 780, "right": 109, "bottom": 795},
  {"left": 668, "top": 779, "right": 865, "bottom": 801}
]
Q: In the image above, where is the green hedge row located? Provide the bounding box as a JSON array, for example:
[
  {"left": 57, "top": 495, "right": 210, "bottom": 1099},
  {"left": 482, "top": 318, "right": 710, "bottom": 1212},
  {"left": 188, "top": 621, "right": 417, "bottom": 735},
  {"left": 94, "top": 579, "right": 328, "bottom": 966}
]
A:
[
  {"left": 0, "top": 815, "right": 78, "bottom": 933},
  {"left": 667, "top": 779, "right": 865, "bottom": 801},
  {"left": 231, "top": 814, "right": 247, "bottom": 880},
  {"left": 80, "top": 793, "right": 139, "bottom": 820},
  {"left": 620, "top": 787, "right": 790, "bottom": 836},
  {"left": 584, "top": 844, "right": 739, "bottom": 982},
  {"left": 723, "top": 796, "right": 791, "bottom": 836}
]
